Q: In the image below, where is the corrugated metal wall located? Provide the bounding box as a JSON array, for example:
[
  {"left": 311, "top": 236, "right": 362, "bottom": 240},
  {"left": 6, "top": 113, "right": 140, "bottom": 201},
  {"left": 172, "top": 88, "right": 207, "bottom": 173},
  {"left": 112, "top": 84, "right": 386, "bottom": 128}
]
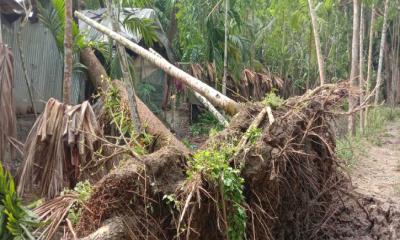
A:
[{"left": 1, "top": 16, "right": 85, "bottom": 114}]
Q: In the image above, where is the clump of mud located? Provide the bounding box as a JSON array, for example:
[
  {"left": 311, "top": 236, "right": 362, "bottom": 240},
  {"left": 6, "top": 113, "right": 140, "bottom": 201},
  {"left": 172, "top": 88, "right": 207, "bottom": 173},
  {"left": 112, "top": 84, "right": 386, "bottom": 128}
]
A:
[{"left": 325, "top": 193, "right": 400, "bottom": 239}]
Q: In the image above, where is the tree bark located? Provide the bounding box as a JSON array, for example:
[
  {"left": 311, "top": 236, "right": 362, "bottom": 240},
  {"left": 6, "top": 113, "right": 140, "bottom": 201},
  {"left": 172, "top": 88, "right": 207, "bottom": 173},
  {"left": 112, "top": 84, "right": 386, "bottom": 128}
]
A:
[
  {"left": 63, "top": 0, "right": 73, "bottom": 104},
  {"left": 364, "top": 7, "right": 376, "bottom": 128},
  {"left": 79, "top": 47, "right": 189, "bottom": 154},
  {"left": 106, "top": 0, "right": 141, "bottom": 134},
  {"left": 307, "top": 0, "right": 326, "bottom": 86},
  {"left": 374, "top": 0, "right": 390, "bottom": 105},
  {"left": 222, "top": 0, "right": 229, "bottom": 95},
  {"left": 348, "top": 0, "right": 360, "bottom": 136},
  {"left": 359, "top": 5, "right": 365, "bottom": 134},
  {"left": 75, "top": 11, "right": 239, "bottom": 115}
]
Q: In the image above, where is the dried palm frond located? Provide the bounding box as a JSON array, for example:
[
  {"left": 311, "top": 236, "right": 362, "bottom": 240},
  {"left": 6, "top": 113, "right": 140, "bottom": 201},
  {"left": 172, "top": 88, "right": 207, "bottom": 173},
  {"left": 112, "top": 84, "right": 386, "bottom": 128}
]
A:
[
  {"left": 18, "top": 98, "right": 102, "bottom": 198},
  {"left": 33, "top": 193, "right": 78, "bottom": 240},
  {"left": 240, "top": 68, "right": 284, "bottom": 101},
  {"left": 0, "top": 44, "right": 17, "bottom": 166}
]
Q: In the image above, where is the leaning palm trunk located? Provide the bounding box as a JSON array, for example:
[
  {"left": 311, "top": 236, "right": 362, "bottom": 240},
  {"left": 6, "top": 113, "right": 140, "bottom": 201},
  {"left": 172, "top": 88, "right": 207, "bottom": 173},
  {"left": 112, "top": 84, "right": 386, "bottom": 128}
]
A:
[
  {"left": 106, "top": 0, "right": 141, "bottom": 134},
  {"left": 307, "top": 0, "right": 325, "bottom": 85},
  {"left": 75, "top": 11, "right": 239, "bottom": 115},
  {"left": 374, "top": 0, "right": 390, "bottom": 105},
  {"left": 79, "top": 47, "right": 189, "bottom": 154}
]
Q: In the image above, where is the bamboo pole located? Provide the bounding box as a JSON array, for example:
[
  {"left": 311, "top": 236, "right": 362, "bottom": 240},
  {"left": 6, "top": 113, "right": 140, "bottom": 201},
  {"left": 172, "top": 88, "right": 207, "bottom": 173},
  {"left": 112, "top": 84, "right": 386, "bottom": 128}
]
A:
[{"left": 75, "top": 11, "right": 239, "bottom": 115}]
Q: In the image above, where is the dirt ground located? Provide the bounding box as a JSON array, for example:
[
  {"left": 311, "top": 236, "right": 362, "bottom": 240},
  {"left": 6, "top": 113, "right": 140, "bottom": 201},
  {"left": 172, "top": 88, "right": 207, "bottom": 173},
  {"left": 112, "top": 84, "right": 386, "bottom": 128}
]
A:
[
  {"left": 353, "top": 121, "right": 400, "bottom": 203},
  {"left": 327, "top": 120, "right": 400, "bottom": 240}
]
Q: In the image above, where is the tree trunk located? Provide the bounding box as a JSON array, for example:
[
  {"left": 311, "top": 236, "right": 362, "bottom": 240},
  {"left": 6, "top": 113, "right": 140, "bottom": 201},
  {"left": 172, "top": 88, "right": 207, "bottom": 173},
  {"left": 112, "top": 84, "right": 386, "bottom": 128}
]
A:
[
  {"left": 222, "top": 0, "right": 229, "bottom": 95},
  {"left": 79, "top": 48, "right": 189, "bottom": 154},
  {"left": 359, "top": 5, "right": 365, "bottom": 134},
  {"left": 106, "top": 0, "right": 141, "bottom": 134},
  {"left": 348, "top": 0, "right": 360, "bottom": 136},
  {"left": 75, "top": 12, "right": 239, "bottom": 115},
  {"left": 194, "top": 92, "right": 229, "bottom": 127},
  {"left": 364, "top": 7, "right": 376, "bottom": 128},
  {"left": 374, "top": 0, "right": 390, "bottom": 105},
  {"left": 63, "top": 0, "right": 73, "bottom": 104},
  {"left": 307, "top": 0, "right": 326, "bottom": 86}
]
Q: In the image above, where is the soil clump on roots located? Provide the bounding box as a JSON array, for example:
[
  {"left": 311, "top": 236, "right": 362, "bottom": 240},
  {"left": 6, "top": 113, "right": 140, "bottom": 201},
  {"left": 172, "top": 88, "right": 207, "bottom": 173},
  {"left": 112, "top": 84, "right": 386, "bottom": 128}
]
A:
[{"left": 76, "top": 84, "right": 352, "bottom": 239}]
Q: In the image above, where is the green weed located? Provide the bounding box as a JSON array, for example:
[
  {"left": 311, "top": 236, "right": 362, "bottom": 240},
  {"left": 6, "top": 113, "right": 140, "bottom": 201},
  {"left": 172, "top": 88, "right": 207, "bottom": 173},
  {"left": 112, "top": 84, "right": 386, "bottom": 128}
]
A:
[{"left": 188, "top": 143, "right": 246, "bottom": 240}]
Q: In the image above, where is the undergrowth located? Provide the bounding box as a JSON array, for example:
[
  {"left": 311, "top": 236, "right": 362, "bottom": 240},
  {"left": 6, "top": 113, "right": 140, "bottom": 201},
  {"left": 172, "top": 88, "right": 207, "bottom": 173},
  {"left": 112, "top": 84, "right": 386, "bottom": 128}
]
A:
[
  {"left": 0, "top": 163, "right": 40, "bottom": 239},
  {"left": 190, "top": 111, "right": 224, "bottom": 136},
  {"left": 103, "top": 79, "right": 154, "bottom": 155},
  {"left": 187, "top": 142, "right": 247, "bottom": 240},
  {"left": 64, "top": 181, "right": 93, "bottom": 225},
  {"left": 337, "top": 107, "right": 400, "bottom": 168}
]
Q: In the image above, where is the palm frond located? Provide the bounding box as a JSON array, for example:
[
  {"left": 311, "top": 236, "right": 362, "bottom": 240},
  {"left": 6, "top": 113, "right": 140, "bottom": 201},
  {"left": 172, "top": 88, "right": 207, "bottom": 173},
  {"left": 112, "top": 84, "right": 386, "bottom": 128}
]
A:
[{"left": 123, "top": 14, "right": 159, "bottom": 47}]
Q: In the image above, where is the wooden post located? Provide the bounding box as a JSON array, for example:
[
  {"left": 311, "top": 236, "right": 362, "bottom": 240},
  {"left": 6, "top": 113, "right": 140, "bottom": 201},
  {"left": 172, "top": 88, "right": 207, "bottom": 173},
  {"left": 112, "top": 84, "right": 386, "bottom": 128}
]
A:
[{"left": 75, "top": 11, "right": 239, "bottom": 115}]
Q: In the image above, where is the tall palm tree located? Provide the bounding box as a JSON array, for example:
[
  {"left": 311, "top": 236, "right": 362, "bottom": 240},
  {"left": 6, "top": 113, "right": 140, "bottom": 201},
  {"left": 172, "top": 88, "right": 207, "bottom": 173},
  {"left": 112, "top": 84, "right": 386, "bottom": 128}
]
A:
[{"left": 63, "top": 0, "right": 73, "bottom": 104}]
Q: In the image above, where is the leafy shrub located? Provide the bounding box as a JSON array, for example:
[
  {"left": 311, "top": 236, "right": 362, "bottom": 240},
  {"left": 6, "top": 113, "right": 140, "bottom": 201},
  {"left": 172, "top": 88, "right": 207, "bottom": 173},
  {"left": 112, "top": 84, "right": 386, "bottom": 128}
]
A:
[
  {"left": 0, "top": 164, "right": 39, "bottom": 239},
  {"left": 64, "top": 181, "right": 93, "bottom": 225}
]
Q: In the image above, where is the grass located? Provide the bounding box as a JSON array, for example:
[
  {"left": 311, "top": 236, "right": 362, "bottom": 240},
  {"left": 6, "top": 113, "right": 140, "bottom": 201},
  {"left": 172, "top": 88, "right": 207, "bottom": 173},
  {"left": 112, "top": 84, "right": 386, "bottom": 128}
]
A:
[{"left": 336, "top": 107, "right": 400, "bottom": 169}]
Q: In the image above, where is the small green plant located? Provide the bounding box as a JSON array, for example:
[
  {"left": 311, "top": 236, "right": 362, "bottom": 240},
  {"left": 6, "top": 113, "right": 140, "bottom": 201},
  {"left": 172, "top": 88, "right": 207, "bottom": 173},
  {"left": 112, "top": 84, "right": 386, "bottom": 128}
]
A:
[
  {"left": 103, "top": 79, "right": 155, "bottom": 154},
  {"left": 263, "top": 90, "right": 284, "bottom": 109},
  {"left": 188, "top": 144, "right": 246, "bottom": 240},
  {"left": 64, "top": 181, "right": 93, "bottom": 225},
  {"left": 0, "top": 163, "right": 40, "bottom": 239},
  {"left": 245, "top": 127, "right": 262, "bottom": 144},
  {"left": 190, "top": 111, "right": 224, "bottom": 136}
]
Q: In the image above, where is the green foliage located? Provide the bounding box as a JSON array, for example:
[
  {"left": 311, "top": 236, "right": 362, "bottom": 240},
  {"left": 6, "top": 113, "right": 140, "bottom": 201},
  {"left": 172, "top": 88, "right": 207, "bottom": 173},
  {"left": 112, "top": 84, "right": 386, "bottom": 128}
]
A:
[
  {"left": 190, "top": 111, "right": 224, "bottom": 136},
  {"left": 245, "top": 127, "right": 262, "bottom": 144},
  {"left": 0, "top": 164, "right": 39, "bottom": 240},
  {"left": 123, "top": 16, "right": 159, "bottom": 47},
  {"left": 63, "top": 181, "right": 93, "bottom": 225},
  {"left": 103, "top": 79, "right": 154, "bottom": 154},
  {"left": 188, "top": 144, "right": 246, "bottom": 240},
  {"left": 263, "top": 90, "right": 284, "bottom": 109}
]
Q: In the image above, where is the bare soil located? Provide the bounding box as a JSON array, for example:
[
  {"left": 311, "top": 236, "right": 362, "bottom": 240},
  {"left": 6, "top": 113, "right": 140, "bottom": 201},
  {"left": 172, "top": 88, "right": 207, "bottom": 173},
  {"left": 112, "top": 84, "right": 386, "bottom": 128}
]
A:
[
  {"left": 352, "top": 121, "right": 400, "bottom": 202},
  {"left": 327, "top": 120, "right": 400, "bottom": 239}
]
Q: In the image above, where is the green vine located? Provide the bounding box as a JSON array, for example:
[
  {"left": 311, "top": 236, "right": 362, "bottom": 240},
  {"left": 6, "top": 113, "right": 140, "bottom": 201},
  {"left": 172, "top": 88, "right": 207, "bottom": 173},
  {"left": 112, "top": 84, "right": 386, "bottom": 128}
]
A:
[
  {"left": 188, "top": 143, "right": 247, "bottom": 240},
  {"left": 102, "top": 79, "right": 153, "bottom": 155}
]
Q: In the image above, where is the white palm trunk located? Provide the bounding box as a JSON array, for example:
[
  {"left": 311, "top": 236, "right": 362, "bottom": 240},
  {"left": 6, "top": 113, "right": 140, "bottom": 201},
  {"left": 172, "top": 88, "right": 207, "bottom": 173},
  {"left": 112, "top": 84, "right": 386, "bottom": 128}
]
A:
[
  {"left": 307, "top": 0, "right": 325, "bottom": 86},
  {"left": 374, "top": 0, "right": 390, "bottom": 104},
  {"left": 75, "top": 11, "right": 240, "bottom": 115}
]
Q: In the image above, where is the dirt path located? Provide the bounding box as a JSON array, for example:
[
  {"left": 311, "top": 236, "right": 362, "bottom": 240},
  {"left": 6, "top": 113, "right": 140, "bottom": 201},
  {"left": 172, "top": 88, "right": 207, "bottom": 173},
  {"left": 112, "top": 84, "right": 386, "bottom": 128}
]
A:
[{"left": 352, "top": 120, "right": 400, "bottom": 203}]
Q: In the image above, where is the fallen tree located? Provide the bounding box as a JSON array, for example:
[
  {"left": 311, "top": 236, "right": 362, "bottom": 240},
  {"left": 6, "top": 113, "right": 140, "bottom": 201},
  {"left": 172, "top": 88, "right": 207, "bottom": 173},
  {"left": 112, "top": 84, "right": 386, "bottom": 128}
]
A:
[
  {"left": 75, "top": 11, "right": 239, "bottom": 115},
  {"left": 80, "top": 47, "right": 189, "bottom": 154},
  {"left": 74, "top": 83, "right": 350, "bottom": 239}
]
